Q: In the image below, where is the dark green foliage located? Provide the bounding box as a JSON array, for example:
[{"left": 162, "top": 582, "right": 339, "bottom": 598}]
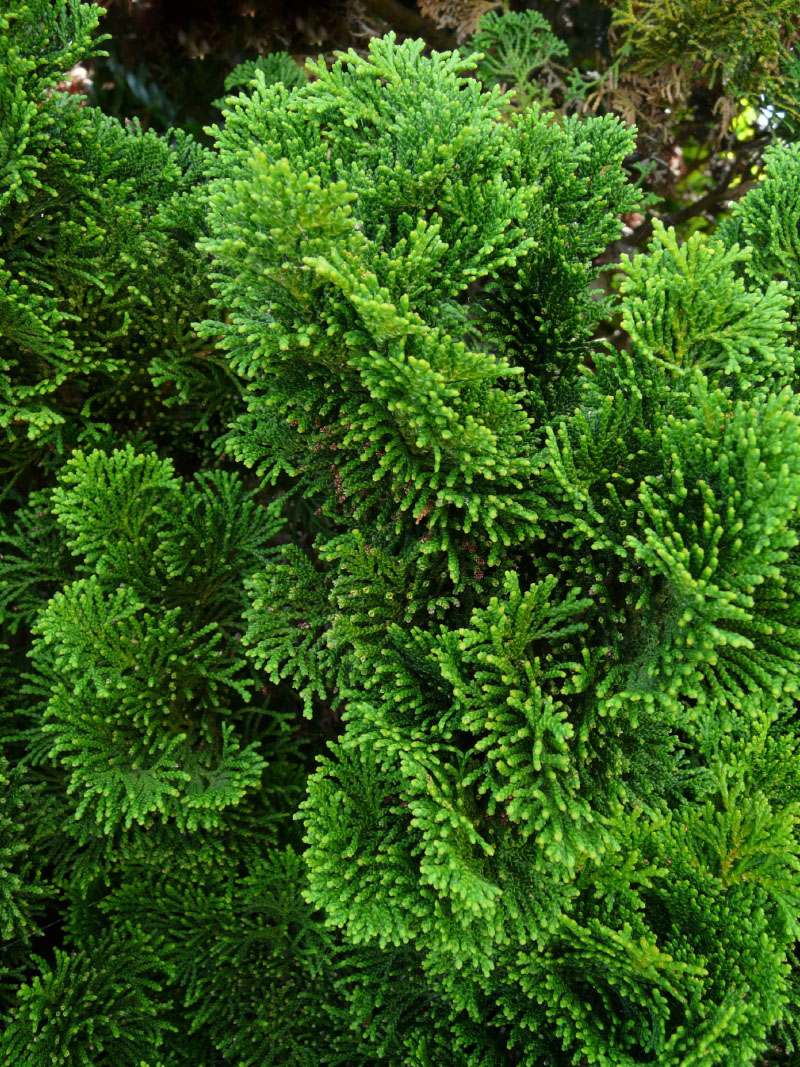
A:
[
  {"left": 0, "top": 757, "right": 47, "bottom": 945},
  {"left": 0, "top": 5, "right": 356, "bottom": 1060},
  {"left": 88, "top": 845, "right": 386, "bottom": 1067},
  {"left": 0, "top": 935, "right": 172, "bottom": 1066},
  {"left": 0, "top": 0, "right": 234, "bottom": 478},
  {"left": 0, "top": 436, "right": 365, "bottom": 1060},
  {"left": 22, "top": 445, "right": 282, "bottom": 834}
]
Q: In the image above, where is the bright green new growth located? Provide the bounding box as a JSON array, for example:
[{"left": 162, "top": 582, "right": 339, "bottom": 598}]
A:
[
  {"left": 224, "top": 53, "right": 308, "bottom": 94},
  {"left": 201, "top": 31, "right": 800, "bottom": 1066},
  {"left": 718, "top": 141, "right": 800, "bottom": 342},
  {"left": 619, "top": 220, "right": 794, "bottom": 392},
  {"left": 4, "top": 1, "right": 800, "bottom": 1063},
  {"left": 212, "top": 53, "right": 308, "bottom": 112},
  {"left": 202, "top": 35, "right": 638, "bottom": 583}
]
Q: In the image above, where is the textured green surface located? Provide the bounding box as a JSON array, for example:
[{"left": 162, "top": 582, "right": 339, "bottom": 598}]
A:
[{"left": 3, "top": 1, "right": 800, "bottom": 1064}]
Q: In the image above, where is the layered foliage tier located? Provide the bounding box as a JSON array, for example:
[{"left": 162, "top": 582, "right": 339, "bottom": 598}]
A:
[{"left": 3, "top": 1, "right": 800, "bottom": 1065}]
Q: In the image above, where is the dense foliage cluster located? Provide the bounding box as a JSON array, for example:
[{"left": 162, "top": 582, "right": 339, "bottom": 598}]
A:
[{"left": 4, "top": 0, "right": 800, "bottom": 1064}]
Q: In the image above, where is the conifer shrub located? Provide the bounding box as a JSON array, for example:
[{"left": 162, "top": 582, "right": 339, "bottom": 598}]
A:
[
  {"left": 201, "top": 31, "right": 800, "bottom": 1066},
  {"left": 0, "top": 3, "right": 374, "bottom": 1062},
  {"left": 457, "top": 9, "right": 570, "bottom": 112},
  {"left": 718, "top": 141, "right": 800, "bottom": 341},
  {"left": 3, "top": 0, "right": 800, "bottom": 1064}
]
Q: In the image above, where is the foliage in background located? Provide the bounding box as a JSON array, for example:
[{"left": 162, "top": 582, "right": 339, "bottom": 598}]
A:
[
  {"left": 212, "top": 52, "right": 308, "bottom": 109},
  {"left": 608, "top": 0, "right": 800, "bottom": 105},
  {"left": 82, "top": 0, "right": 800, "bottom": 245},
  {"left": 459, "top": 8, "right": 569, "bottom": 111},
  {"left": 0, "top": 0, "right": 238, "bottom": 488},
  {"left": 458, "top": 2, "right": 800, "bottom": 247}
]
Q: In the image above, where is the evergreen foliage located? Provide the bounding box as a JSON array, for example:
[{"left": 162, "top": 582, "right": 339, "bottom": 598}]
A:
[
  {"left": 608, "top": 0, "right": 800, "bottom": 102},
  {"left": 201, "top": 28, "right": 800, "bottom": 1066},
  {"left": 459, "top": 10, "right": 569, "bottom": 111},
  {"left": 0, "top": 436, "right": 371, "bottom": 1061},
  {"left": 0, "top": 0, "right": 234, "bottom": 479},
  {"left": 1, "top": 935, "right": 172, "bottom": 1067},
  {"left": 4, "top": 0, "right": 800, "bottom": 1063},
  {"left": 213, "top": 54, "right": 308, "bottom": 113},
  {"left": 718, "top": 141, "right": 800, "bottom": 340},
  {"left": 223, "top": 53, "right": 308, "bottom": 95},
  {"left": 0, "top": 3, "right": 359, "bottom": 1038}
]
